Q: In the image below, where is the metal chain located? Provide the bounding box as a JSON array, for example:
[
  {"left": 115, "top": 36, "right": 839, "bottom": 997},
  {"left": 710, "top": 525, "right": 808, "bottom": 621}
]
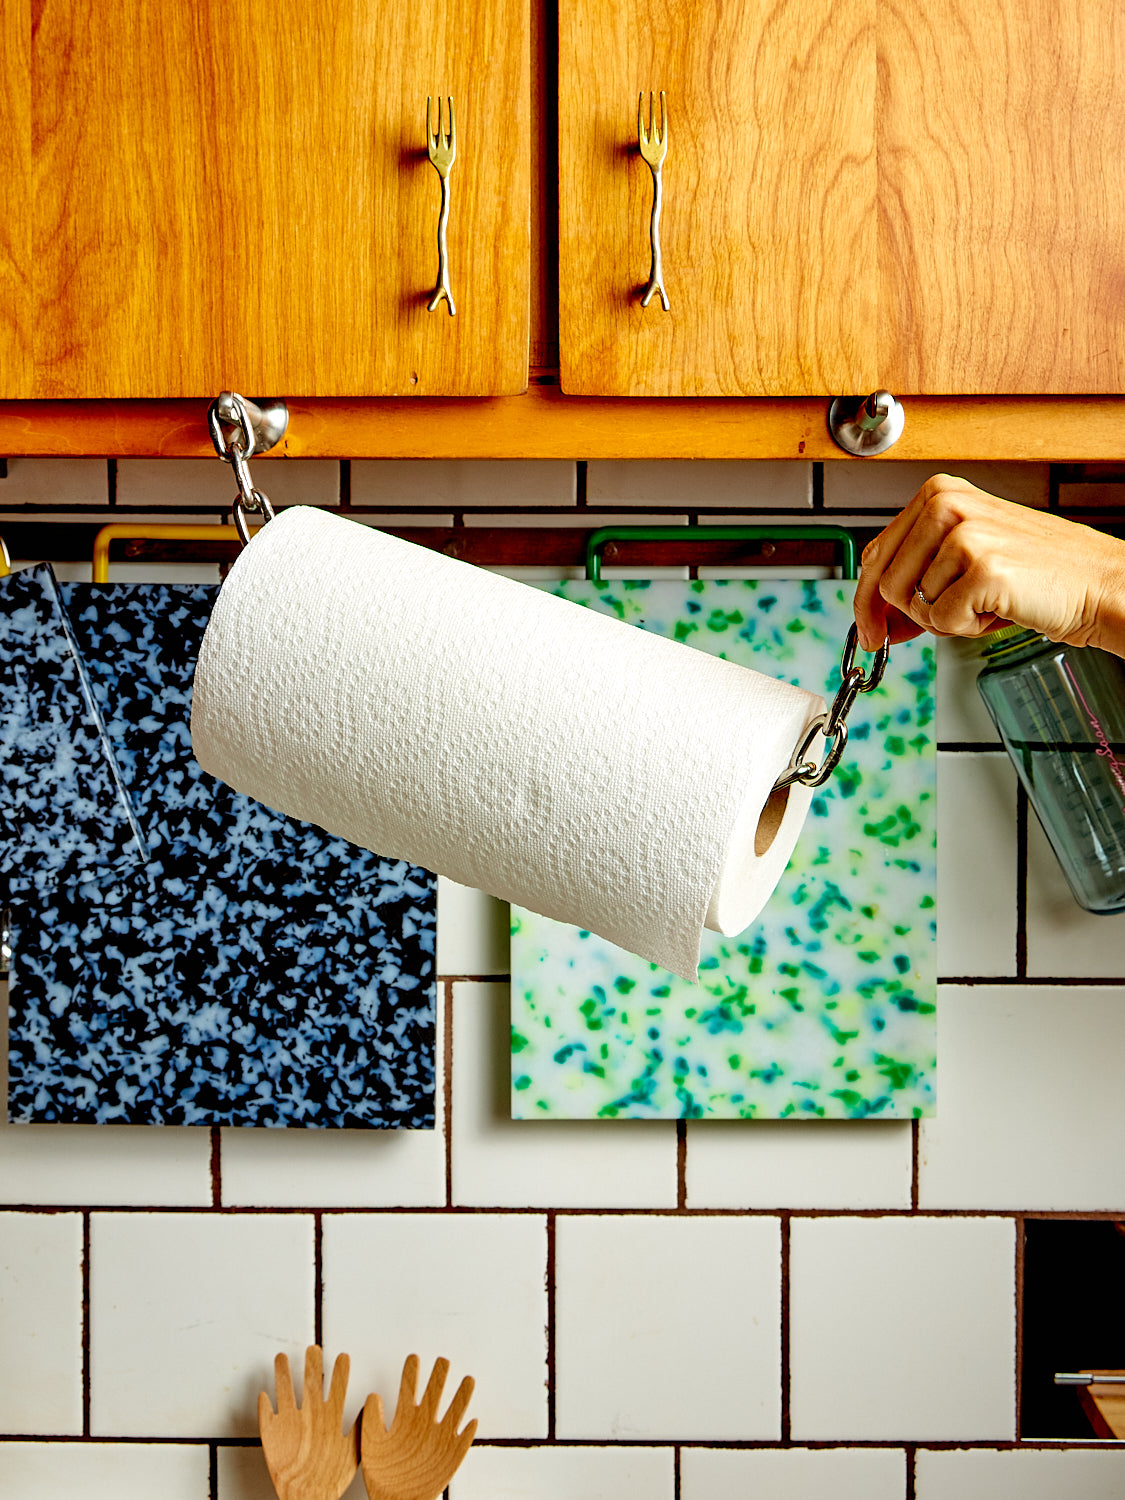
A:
[
  {"left": 774, "top": 625, "right": 890, "bottom": 790},
  {"left": 207, "top": 392, "right": 276, "bottom": 546}
]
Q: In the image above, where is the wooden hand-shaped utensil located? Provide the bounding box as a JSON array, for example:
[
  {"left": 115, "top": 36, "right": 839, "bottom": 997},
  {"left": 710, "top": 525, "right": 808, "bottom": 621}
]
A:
[
  {"left": 259, "top": 1346, "right": 359, "bottom": 1500},
  {"left": 361, "top": 1354, "right": 477, "bottom": 1500}
]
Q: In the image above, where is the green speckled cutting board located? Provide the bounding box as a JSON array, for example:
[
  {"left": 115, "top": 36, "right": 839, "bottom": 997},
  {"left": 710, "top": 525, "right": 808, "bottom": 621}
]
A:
[{"left": 510, "top": 579, "right": 936, "bottom": 1120}]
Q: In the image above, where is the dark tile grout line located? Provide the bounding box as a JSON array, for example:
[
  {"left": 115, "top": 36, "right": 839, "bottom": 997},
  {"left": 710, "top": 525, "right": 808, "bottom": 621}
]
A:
[
  {"left": 15, "top": 1200, "right": 1125, "bottom": 1224},
  {"left": 911, "top": 1120, "right": 920, "bottom": 1211},
  {"left": 1, "top": 1434, "right": 1117, "bottom": 1451},
  {"left": 209, "top": 1441, "right": 218, "bottom": 1500},
  {"left": 339, "top": 459, "right": 351, "bottom": 510},
  {"left": 11, "top": 1204, "right": 1125, "bottom": 1220},
  {"left": 444, "top": 980, "right": 455, "bottom": 1211},
  {"left": 576, "top": 460, "right": 588, "bottom": 506},
  {"left": 673, "top": 1443, "right": 681, "bottom": 1498},
  {"left": 1014, "top": 1216, "right": 1026, "bottom": 1440},
  {"left": 938, "top": 975, "right": 1125, "bottom": 986},
  {"left": 935, "top": 742, "right": 1004, "bottom": 753},
  {"left": 82, "top": 1209, "right": 91, "bottom": 1438},
  {"left": 811, "top": 462, "right": 824, "bottom": 510},
  {"left": 210, "top": 1125, "right": 222, "bottom": 1208},
  {"left": 1016, "top": 787, "right": 1029, "bottom": 978},
  {"left": 905, "top": 1443, "right": 917, "bottom": 1499},
  {"left": 314, "top": 1212, "right": 324, "bottom": 1349},
  {"left": 546, "top": 1211, "right": 557, "bottom": 1441},
  {"left": 780, "top": 1214, "right": 791, "bottom": 1444},
  {"left": 106, "top": 459, "right": 117, "bottom": 508},
  {"left": 676, "top": 1120, "right": 687, "bottom": 1209}
]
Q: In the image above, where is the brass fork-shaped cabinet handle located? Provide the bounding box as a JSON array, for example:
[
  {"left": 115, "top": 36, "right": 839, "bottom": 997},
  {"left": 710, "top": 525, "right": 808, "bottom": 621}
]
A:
[
  {"left": 426, "top": 95, "right": 457, "bottom": 316},
  {"left": 638, "top": 91, "right": 669, "bottom": 311}
]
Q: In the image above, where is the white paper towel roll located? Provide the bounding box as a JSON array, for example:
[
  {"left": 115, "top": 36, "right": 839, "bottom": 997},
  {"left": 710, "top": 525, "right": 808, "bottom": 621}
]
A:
[{"left": 190, "top": 507, "right": 825, "bottom": 981}]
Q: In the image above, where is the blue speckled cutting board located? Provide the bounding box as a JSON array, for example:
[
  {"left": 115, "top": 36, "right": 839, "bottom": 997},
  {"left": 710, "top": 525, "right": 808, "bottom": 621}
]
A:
[
  {"left": 5, "top": 583, "right": 436, "bottom": 1128},
  {"left": 0, "top": 565, "right": 147, "bottom": 895},
  {"left": 510, "top": 579, "right": 936, "bottom": 1120}
]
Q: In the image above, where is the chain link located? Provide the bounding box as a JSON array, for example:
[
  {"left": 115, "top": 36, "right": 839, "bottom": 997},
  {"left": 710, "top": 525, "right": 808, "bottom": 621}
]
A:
[
  {"left": 207, "top": 392, "right": 276, "bottom": 547},
  {"left": 774, "top": 625, "right": 890, "bottom": 791}
]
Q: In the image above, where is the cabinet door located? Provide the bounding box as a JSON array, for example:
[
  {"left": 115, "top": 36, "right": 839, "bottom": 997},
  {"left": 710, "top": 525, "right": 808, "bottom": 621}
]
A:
[
  {"left": 0, "top": 0, "right": 29, "bottom": 397},
  {"left": 558, "top": 0, "right": 878, "bottom": 397},
  {"left": 30, "top": 0, "right": 529, "bottom": 398},
  {"left": 878, "top": 1, "right": 1125, "bottom": 394}
]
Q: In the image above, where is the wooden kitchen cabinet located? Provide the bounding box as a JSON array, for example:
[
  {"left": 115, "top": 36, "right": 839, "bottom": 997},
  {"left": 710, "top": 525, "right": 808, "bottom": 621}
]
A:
[
  {"left": 0, "top": 1, "right": 29, "bottom": 398},
  {"left": 558, "top": 0, "right": 1125, "bottom": 397},
  {"left": 22, "top": 0, "right": 529, "bottom": 399}
]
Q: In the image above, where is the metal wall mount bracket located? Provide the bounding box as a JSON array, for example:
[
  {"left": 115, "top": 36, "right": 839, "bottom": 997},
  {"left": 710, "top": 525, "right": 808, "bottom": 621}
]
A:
[
  {"left": 208, "top": 393, "right": 289, "bottom": 458},
  {"left": 828, "top": 390, "right": 905, "bottom": 456}
]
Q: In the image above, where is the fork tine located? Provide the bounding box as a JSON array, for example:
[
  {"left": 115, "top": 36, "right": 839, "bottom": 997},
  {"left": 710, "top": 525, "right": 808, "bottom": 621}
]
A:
[
  {"left": 658, "top": 89, "right": 667, "bottom": 142},
  {"left": 446, "top": 94, "right": 455, "bottom": 149}
]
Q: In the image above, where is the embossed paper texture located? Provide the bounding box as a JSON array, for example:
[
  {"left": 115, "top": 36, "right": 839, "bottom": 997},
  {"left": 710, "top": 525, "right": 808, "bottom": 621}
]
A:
[
  {"left": 6, "top": 583, "right": 435, "bottom": 1128},
  {"left": 511, "top": 580, "right": 936, "bottom": 1120}
]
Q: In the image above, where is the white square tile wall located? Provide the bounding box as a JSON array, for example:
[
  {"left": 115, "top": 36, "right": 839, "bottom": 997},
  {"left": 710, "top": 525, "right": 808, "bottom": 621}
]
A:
[
  {"left": 919, "top": 986, "right": 1125, "bottom": 1209},
  {"left": 915, "top": 1447, "right": 1125, "bottom": 1500},
  {"left": 680, "top": 1445, "right": 906, "bottom": 1500},
  {"left": 937, "top": 754, "right": 1018, "bottom": 976},
  {"left": 451, "top": 1443, "right": 675, "bottom": 1500},
  {"left": 0, "top": 457, "right": 111, "bottom": 508},
  {"left": 685, "top": 1120, "right": 911, "bottom": 1209},
  {"left": 555, "top": 1215, "right": 781, "bottom": 1439},
  {"left": 789, "top": 1216, "right": 1016, "bottom": 1440},
  {"left": 452, "top": 982, "right": 677, "bottom": 1208},
  {"left": 0, "top": 1213, "right": 83, "bottom": 1433},
  {"left": 3, "top": 1442, "right": 210, "bottom": 1500},
  {"left": 116, "top": 458, "right": 340, "bottom": 510},
  {"left": 6, "top": 456, "right": 1125, "bottom": 1484},
  {"left": 322, "top": 1213, "right": 548, "bottom": 1438},
  {"left": 352, "top": 459, "right": 576, "bottom": 509},
  {"left": 823, "top": 462, "right": 1049, "bottom": 511},
  {"left": 89, "top": 1213, "right": 314, "bottom": 1436},
  {"left": 587, "top": 459, "right": 812, "bottom": 509},
  {"left": 436, "top": 878, "right": 512, "bottom": 976},
  {"left": 0, "top": 1124, "right": 212, "bottom": 1206},
  {"left": 935, "top": 635, "right": 1001, "bottom": 743},
  {"left": 1025, "top": 816, "right": 1125, "bottom": 976}
]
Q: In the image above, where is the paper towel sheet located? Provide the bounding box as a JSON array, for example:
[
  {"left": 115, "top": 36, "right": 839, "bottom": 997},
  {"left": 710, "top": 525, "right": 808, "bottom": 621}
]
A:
[{"left": 191, "top": 507, "right": 825, "bottom": 980}]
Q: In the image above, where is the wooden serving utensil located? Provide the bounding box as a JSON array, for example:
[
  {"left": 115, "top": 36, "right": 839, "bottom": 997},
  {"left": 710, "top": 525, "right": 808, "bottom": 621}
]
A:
[
  {"left": 360, "top": 1354, "right": 478, "bottom": 1500},
  {"left": 259, "top": 1346, "right": 360, "bottom": 1500}
]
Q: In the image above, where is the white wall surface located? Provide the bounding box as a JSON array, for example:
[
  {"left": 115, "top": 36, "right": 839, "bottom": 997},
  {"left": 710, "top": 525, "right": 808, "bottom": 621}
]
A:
[{"left": 3, "top": 457, "right": 1124, "bottom": 1500}]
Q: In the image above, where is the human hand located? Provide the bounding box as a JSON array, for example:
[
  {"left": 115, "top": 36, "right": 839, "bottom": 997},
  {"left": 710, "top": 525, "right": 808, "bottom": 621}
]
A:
[
  {"left": 853, "top": 474, "right": 1125, "bottom": 656},
  {"left": 258, "top": 1346, "right": 359, "bottom": 1500}
]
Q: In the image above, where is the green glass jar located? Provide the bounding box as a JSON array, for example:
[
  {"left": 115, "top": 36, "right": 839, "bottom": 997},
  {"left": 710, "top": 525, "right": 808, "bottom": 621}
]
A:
[{"left": 977, "top": 627, "right": 1125, "bottom": 913}]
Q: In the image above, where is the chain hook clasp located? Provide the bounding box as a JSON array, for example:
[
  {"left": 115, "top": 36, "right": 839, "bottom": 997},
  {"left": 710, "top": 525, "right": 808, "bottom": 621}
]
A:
[
  {"left": 774, "top": 625, "right": 890, "bottom": 791},
  {"left": 207, "top": 392, "right": 283, "bottom": 546}
]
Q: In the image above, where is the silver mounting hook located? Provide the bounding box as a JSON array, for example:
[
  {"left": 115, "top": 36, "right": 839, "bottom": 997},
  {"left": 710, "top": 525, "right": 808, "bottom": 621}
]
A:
[
  {"left": 828, "top": 390, "right": 905, "bottom": 457},
  {"left": 207, "top": 393, "right": 283, "bottom": 546},
  {"left": 208, "top": 393, "right": 288, "bottom": 459}
]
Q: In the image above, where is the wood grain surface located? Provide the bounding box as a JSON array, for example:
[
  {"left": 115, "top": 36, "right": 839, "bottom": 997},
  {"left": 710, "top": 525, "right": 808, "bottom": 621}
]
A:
[
  {"left": 1, "top": 390, "right": 1122, "bottom": 459},
  {"left": 560, "top": 0, "right": 1125, "bottom": 397},
  {"left": 559, "top": 0, "right": 878, "bottom": 396},
  {"left": 0, "top": 0, "right": 30, "bottom": 396},
  {"left": 30, "top": 0, "right": 529, "bottom": 398},
  {"left": 1077, "top": 1373, "right": 1125, "bottom": 1441},
  {"left": 878, "top": 1, "right": 1125, "bottom": 393}
]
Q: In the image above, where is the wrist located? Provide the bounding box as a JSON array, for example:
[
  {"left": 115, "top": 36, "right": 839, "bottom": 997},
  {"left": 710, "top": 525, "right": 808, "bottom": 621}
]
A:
[{"left": 1088, "top": 532, "right": 1125, "bottom": 658}]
